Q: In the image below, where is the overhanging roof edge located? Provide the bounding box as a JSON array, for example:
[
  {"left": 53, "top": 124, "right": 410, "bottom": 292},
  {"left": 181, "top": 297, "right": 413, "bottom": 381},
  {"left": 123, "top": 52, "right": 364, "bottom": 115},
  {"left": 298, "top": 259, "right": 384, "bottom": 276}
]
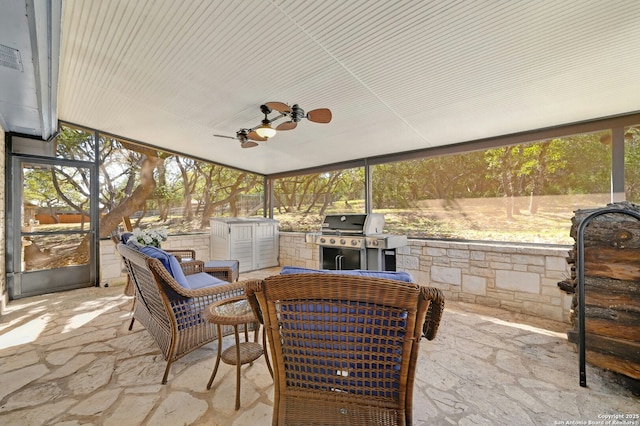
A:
[
  {"left": 267, "top": 110, "right": 640, "bottom": 178},
  {"left": 58, "top": 120, "right": 265, "bottom": 177}
]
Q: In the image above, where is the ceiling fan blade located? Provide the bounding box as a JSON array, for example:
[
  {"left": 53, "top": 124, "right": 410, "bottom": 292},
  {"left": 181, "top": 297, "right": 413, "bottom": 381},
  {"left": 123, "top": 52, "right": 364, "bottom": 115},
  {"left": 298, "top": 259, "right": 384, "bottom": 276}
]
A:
[
  {"left": 241, "top": 140, "right": 259, "bottom": 148},
  {"left": 213, "top": 134, "right": 237, "bottom": 140},
  {"left": 306, "top": 108, "right": 332, "bottom": 123},
  {"left": 265, "top": 102, "right": 291, "bottom": 113},
  {"left": 276, "top": 121, "right": 297, "bottom": 131},
  {"left": 247, "top": 131, "right": 267, "bottom": 141}
]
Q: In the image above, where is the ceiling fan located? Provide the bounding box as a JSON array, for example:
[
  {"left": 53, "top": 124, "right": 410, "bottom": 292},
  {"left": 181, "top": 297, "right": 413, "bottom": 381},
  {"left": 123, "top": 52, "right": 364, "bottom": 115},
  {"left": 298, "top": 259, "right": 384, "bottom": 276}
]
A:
[
  {"left": 214, "top": 102, "right": 332, "bottom": 148},
  {"left": 212, "top": 129, "right": 259, "bottom": 149}
]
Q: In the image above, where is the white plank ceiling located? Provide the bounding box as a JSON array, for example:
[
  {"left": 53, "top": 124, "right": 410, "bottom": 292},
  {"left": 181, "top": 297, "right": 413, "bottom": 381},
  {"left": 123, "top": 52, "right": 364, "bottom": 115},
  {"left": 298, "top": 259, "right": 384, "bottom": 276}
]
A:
[{"left": 57, "top": 0, "right": 640, "bottom": 175}]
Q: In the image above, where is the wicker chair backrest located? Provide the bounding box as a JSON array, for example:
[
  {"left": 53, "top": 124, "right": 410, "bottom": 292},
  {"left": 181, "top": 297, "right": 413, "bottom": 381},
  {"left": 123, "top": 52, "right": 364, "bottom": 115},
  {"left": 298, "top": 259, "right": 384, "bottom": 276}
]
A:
[
  {"left": 247, "top": 273, "right": 437, "bottom": 426},
  {"left": 117, "top": 243, "right": 173, "bottom": 329}
]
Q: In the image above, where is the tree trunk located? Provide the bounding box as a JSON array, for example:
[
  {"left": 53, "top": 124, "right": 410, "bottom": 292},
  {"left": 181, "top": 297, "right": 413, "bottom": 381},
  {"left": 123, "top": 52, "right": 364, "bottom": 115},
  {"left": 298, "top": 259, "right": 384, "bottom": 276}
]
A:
[
  {"left": 98, "top": 147, "right": 161, "bottom": 238},
  {"left": 157, "top": 157, "right": 169, "bottom": 221},
  {"left": 528, "top": 141, "right": 550, "bottom": 215},
  {"left": 175, "top": 157, "right": 195, "bottom": 221},
  {"left": 499, "top": 148, "right": 516, "bottom": 220}
]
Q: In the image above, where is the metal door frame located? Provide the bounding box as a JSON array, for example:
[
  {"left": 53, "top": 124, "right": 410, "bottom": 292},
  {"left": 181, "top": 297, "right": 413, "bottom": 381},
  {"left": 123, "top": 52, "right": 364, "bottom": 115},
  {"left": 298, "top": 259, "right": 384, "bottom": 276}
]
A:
[{"left": 6, "top": 149, "right": 99, "bottom": 299}]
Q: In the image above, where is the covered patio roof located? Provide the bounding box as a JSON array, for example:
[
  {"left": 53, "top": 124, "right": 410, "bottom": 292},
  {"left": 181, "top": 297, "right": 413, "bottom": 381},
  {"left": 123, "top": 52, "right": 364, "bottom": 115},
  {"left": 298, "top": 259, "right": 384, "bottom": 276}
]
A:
[{"left": 1, "top": 1, "right": 640, "bottom": 175}]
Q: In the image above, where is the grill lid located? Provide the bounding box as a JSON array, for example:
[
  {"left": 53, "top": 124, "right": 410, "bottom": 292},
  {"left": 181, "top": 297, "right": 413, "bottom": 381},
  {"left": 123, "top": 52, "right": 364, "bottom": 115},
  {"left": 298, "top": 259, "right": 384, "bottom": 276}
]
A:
[{"left": 321, "top": 213, "right": 384, "bottom": 235}]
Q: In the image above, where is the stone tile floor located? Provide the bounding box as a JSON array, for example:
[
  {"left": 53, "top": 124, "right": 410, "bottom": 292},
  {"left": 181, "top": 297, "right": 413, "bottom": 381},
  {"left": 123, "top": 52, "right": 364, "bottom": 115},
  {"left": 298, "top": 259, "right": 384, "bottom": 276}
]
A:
[{"left": 0, "top": 267, "right": 638, "bottom": 425}]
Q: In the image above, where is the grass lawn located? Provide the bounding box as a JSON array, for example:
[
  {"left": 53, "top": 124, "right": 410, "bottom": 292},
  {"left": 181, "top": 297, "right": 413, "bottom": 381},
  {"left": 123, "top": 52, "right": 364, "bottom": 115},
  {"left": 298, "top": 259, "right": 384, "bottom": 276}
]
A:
[{"left": 275, "top": 193, "right": 610, "bottom": 245}]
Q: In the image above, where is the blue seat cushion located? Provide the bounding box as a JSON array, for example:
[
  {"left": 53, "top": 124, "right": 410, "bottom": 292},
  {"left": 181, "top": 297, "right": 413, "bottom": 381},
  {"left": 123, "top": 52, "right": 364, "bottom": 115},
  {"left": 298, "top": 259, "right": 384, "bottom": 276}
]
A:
[
  {"left": 280, "top": 266, "right": 413, "bottom": 283},
  {"left": 185, "top": 272, "right": 227, "bottom": 290},
  {"left": 204, "top": 260, "right": 239, "bottom": 272}
]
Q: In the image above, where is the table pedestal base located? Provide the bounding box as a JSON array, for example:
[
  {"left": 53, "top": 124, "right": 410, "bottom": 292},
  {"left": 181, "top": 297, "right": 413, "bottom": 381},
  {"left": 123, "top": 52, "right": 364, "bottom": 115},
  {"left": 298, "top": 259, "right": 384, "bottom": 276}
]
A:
[{"left": 207, "top": 324, "right": 263, "bottom": 410}]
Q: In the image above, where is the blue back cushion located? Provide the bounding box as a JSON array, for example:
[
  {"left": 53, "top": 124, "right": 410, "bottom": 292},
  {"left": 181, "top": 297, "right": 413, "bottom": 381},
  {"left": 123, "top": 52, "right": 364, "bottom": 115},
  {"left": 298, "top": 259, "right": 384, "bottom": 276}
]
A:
[
  {"left": 167, "top": 255, "right": 189, "bottom": 287},
  {"left": 140, "top": 246, "right": 189, "bottom": 288},
  {"left": 280, "top": 266, "right": 413, "bottom": 283},
  {"left": 277, "top": 296, "right": 406, "bottom": 398}
]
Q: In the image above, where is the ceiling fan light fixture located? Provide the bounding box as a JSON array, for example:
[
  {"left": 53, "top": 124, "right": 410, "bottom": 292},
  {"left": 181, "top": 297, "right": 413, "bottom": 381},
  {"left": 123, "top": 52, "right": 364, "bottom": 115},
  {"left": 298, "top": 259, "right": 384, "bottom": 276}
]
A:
[
  {"left": 255, "top": 121, "right": 276, "bottom": 139},
  {"left": 214, "top": 102, "right": 331, "bottom": 148}
]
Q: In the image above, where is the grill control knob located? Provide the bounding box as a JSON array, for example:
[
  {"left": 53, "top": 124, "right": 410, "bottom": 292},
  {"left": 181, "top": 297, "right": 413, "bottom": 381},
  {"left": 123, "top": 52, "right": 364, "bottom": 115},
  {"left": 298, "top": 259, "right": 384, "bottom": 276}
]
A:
[
  {"left": 370, "top": 239, "right": 378, "bottom": 246},
  {"left": 351, "top": 240, "right": 359, "bottom": 246},
  {"left": 319, "top": 238, "right": 326, "bottom": 243},
  {"left": 340, "top": 239, "right": 346, "bottom": 245},
  {"left": 330, "top": 238, "right": 336, "bottom": 244}
]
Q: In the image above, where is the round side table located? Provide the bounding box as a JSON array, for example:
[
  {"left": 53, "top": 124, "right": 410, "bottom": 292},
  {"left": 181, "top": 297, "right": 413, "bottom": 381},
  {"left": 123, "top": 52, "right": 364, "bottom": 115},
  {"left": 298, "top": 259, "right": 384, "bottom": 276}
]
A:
[{"left": 204, "top": 296, "right": 270, "bottom": 410}]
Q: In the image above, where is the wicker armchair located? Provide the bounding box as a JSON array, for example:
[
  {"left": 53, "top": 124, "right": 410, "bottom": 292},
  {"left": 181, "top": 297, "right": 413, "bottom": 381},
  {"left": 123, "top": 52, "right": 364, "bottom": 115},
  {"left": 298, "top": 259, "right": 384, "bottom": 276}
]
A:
[
  {"left": 245, "top": 273, "right": 445, "bottom": 426},
  {"left": 117, "top": 243, "right": 247, "bottom": 384}
]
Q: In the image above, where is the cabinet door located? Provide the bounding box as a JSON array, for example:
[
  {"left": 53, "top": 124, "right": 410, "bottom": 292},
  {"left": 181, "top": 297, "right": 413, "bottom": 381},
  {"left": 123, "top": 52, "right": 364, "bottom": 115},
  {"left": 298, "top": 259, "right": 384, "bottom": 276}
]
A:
[
  {"left": 210, "top": 221, "right": 231, "bottom": 259},
  {"left": 255, "top": 223, "right": 279, "bottom": 269},
  {"left": 230, "top": 224, "right": 254, "bottom": 272}
]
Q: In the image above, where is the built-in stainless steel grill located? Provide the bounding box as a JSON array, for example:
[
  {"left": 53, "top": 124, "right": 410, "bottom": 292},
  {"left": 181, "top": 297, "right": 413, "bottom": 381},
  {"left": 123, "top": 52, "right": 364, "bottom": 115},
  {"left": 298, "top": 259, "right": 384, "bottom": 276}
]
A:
[{"left": 312, "top": 213, "right": 407, "bottom": 271}]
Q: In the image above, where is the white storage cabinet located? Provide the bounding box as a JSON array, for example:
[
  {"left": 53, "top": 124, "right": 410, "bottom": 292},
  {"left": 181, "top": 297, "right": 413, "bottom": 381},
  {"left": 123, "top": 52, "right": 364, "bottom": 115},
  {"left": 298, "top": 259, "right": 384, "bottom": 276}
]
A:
[{"left": 209, "top": 217, "right": 279, "bottom": 273}]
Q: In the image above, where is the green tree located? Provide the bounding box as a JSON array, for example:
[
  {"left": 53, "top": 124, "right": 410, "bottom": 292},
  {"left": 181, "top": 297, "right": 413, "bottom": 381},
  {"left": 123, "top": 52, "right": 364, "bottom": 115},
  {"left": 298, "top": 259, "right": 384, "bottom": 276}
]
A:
[
  {"left": 274, "top": 171, "right": 349, "bottom": 214},
  {"left": 23, "top": 169, "right": 62, "bottom": 222},
  {"left": 554, "top": 133, "right": 610, "bottom": 195},
  {"left": 197, "top": 163, "right": 261, "bottom": 227},
  {"left": 174, "top": 156, "right": 198, "bottom": 221}
]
